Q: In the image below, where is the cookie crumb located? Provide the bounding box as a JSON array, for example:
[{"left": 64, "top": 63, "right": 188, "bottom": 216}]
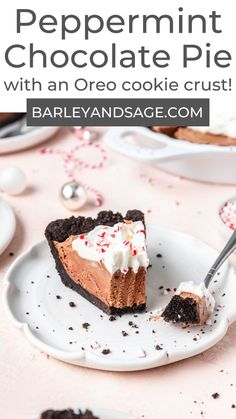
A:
[
  {"left": 102, "top": 349, "right": 111, "bottom": 355},
  {"left": 155, "top": 345, "right": 163, "bottom": 350},
  {"left": 109, "top": 315, "right": 117, "bottom": 322},
  {"left": 82, "top": 322, "right": 90, "bottom": 330},
  {"left": 212, "top": 393, "right": 220, "bottom": 399}
]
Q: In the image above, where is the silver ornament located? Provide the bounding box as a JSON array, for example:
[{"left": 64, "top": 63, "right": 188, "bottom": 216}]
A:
[{"left": 60, "top": 181, "right": 87, "bottom": 211}]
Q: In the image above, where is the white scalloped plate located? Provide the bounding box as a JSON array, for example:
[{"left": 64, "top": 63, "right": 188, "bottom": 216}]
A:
[
  {"left": 3, "top": 226, "right": 236, "bottom": 371},
  {"left": 0, "top": 198, "right": 16, "bottom": 255},
  {"left": 25, "top": 408, "right": 135, "bottom": 419}
]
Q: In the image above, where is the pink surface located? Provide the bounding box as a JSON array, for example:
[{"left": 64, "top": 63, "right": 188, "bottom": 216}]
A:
[{"left": 1, "top": 128, "right": 236, "bottom": 419}]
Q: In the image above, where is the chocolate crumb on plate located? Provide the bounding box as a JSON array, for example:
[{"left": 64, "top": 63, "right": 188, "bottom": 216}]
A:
[
  {"left": 155, "top": 345, "right": 163, "bottom": 350},
  {"left": 212, "top": 393, "right": 220, "bottom": 399},
  {"left": 156, "top": 253, "right": 162, "bottom": 258},
  {"left": 109, "top": 315, "right": 117, "bottom": 321},
  {"left": 102, "top": 349, "right": 111, "bottom": 355},
  {"left": 82, "top": 322, "right": 90, "bottom": 330},
  {"left": 69, "top": 301, "right": 76, "bottom": 307},
  {"left": 128, "top": 321, "right": 138, "bottom": 328},
  {"left": 232, "top": 404, "right": 236, "bottom": 408},
  {"left": 122, "top": 331, "right": 128, "bottom": 337},
  {"left": 56, "top": 295, "right": 61, "bottom": 300}
]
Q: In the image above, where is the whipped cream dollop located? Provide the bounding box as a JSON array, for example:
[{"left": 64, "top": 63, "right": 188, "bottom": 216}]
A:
[
  {"left": 72, "top": 220, "right": 149, "bottom": 274},
  {"left": 176, "top": 281, "right": 215, "bottom": 313},
  {"left": 195, "top": 112, "right": 236, "bottom": 137}
]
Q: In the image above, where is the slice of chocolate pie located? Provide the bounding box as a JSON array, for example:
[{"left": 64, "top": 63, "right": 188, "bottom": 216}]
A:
[
  {"left": 162, "top": 281, "right": 215, "bottom": 326},
  {"left": 40, "top": 409, "right": 98, "bottom": 419},
  {"left": 45, "top": 210, "right": 149, "bottom": 315}
]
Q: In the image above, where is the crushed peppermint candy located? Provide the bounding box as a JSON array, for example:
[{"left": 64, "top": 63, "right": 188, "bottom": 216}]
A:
[
  {"left": 72, "top": 220, "right": 149, "bottom": 274},
  {"left": 220, "top": 200, "right": 236, "bottom": 230},
  {"left": 90, "top": 341, "right": 100, "bottom": 350}
]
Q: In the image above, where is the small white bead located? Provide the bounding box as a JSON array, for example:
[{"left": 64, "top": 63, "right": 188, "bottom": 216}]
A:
[{"left": 0, "top": 167, "right": 26, "bottom": 195}]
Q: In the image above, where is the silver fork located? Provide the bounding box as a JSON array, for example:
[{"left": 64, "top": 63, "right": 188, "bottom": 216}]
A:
[{"left": 204, "top": 229, "right": 236, "bottom": 288}]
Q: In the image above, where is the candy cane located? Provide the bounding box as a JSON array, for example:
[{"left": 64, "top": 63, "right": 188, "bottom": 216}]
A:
[{"left": 40, "top": 131, "right": 107, "bottom": 207}]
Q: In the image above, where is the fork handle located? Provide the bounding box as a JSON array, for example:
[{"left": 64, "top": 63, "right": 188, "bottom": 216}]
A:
[{"left": 204, "top": 229, "right": 236, "bottom": 288}]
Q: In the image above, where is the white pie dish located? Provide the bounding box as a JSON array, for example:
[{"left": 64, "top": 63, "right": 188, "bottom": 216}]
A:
[
  {"left": 0, "top": 198, "right": 16, "bottom": 255},
  {"left": 104, "top": 127, "right": 236, "bottom": 184},
  {"left": 0, "top": 124, "right": 60, "bottom": 154},
  {"left": 3, "top": 225, "right": 236, "bottom": 372}
]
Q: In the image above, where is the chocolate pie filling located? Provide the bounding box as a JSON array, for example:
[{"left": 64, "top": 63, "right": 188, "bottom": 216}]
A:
[{"left": 45, "top": 210, "right": 147, "bottom": 315}]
